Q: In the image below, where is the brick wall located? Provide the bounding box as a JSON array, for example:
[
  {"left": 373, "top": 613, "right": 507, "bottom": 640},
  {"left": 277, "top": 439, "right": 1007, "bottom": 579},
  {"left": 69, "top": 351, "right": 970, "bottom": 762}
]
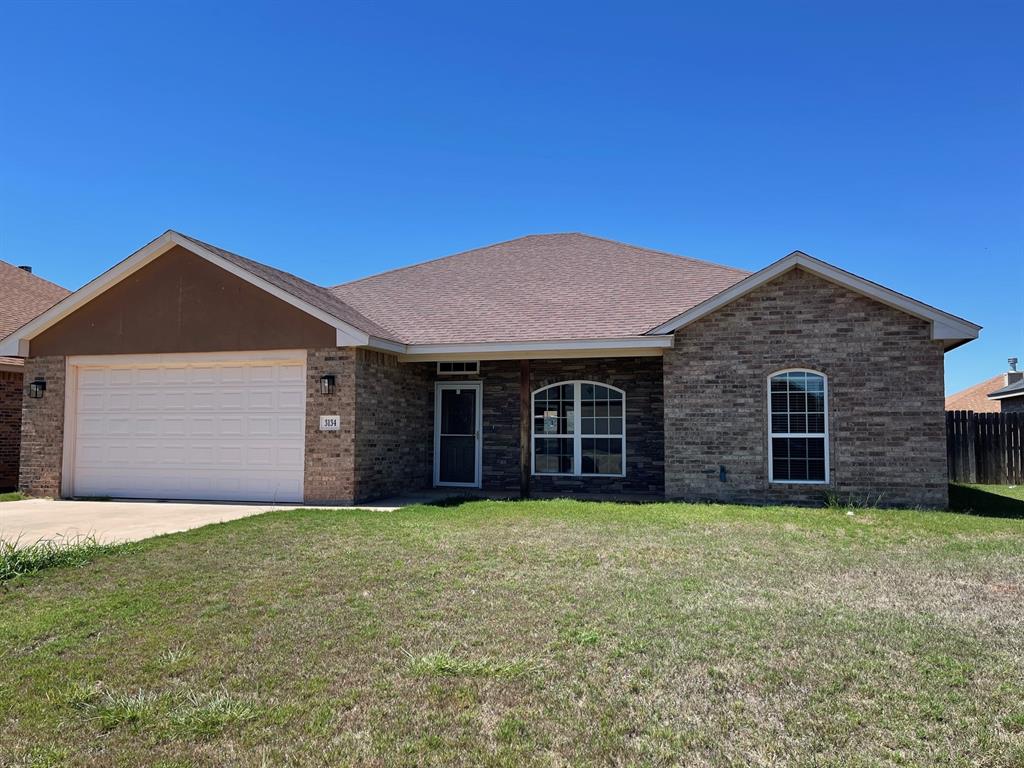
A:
[
  {"left": 353, "top": 350, "right": 434, "bottom": 501},
  {"left": 303, "top": 347, "right": 356, "bottom": 504},
  {"left": 664, "top": 267, "right": 948, "bottom": 508},
  {"left": 448, "top": 358, "right": 665, "bottom": 497},
  {"left": 0, "top": 370, "right": 23, "bottom": 491},
  {"left": 16, "top": 349, "right": 362, "bottom": 504},
  {"left": 1000, "top": 397, "right": 1024, "bottom": 414},
  {"left": 19, "top": 357, "right": 66, "bottom": 498}
]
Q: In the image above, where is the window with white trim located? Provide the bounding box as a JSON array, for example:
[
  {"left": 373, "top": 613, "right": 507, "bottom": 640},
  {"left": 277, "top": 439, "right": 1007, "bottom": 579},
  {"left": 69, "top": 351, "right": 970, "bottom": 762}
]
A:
[
  {"left": 532, "top": 381, "right": 625, "bottom": 476},
  {"left": 768, "top": 370, "right": 828, "bottom": 483}
]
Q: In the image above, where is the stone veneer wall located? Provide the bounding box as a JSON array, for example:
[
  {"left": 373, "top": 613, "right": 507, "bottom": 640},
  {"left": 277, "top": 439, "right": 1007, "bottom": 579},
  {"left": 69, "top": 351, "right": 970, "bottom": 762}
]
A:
[
  {"left": 450, "top": 357, "right": 665, "bottom": 497},
  {"left": 303, "top": 347, "right": 357, "bottom": 504},
  {"left": 0, "top": 370, "right": 24, "bottom": 491},
  {"left": 664, "top": 267, "right": 948, "bottom": 508},
  {"left": 352, "top": 350, "right": 434, "bottom": 501},
  {"left": 19, "top": 357, "right": 66, "bottom": 498}
]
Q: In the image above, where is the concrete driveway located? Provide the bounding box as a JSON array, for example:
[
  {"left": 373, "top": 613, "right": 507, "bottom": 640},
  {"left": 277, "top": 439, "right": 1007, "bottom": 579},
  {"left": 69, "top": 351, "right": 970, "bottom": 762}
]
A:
[
  {"left": 0, "top": 498, "right": 312, "bottom": 545},
  {"left": 0, "top": 491, "right": 453, "bottom": 545}
]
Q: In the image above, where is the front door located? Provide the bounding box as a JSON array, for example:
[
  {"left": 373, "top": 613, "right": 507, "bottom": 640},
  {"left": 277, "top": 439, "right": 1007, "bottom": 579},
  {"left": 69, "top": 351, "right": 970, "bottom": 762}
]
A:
[{"left": 434, "top": 382, "right": 482, "bottom": 487}]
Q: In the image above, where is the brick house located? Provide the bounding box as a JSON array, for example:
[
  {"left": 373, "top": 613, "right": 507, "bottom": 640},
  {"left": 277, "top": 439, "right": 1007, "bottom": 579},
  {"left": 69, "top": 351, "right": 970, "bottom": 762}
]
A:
[
  {"left": 0, "top": 231, "right": 980, "bottom": 507},
  {"left": 0, "top": 261, "right": 69, "bottom": 491}
]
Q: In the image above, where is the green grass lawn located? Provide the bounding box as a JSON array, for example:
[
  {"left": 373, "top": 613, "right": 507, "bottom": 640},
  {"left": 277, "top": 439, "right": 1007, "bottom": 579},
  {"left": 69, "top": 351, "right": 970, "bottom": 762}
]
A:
[
  {"left": 2, "top": 499, "right": 1023, "bottom": 767},
  {"left": 0, "top": 490, "right": 25, "bottom": 502}
]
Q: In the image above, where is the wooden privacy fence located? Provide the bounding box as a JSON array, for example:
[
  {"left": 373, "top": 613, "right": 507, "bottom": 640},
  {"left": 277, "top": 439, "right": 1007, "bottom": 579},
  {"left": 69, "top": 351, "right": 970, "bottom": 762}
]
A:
[{"left": 947, "top": 410, "right": 1024, "bottom": 484}]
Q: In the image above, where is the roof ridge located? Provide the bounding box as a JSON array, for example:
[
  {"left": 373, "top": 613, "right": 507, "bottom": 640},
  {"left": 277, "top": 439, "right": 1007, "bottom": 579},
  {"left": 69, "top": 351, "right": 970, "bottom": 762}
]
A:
[
  {"left": 330, "top": 232, "right": 749, "bottom": 290},
  {"left": 568, "top": 233, "right": 751, "bottom": 276},
  {"left": 329, "top": 233, "right": 543, "bottom": 290},
  {"left": 0, "top": 259, "right": 70, "bottom": 294}
]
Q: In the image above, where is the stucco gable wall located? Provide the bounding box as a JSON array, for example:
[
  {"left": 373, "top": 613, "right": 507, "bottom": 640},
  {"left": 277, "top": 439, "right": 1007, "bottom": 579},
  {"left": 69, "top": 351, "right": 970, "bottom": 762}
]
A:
[
  {"left": 31, "top": 246, "right": 336, "bottom": 357},
  {"left": 664, "top": 267, "right": 947, "bottom": 508}
]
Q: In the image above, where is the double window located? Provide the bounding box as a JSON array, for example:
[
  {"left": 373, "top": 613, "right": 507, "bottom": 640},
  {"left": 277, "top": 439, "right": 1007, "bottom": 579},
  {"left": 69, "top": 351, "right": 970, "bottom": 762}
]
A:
[
  {"left": 532, "top": 381, "right": 625, "bottom": 476},
  {"left": 768, "top": 370, "right": 828, "bottom": 483}
]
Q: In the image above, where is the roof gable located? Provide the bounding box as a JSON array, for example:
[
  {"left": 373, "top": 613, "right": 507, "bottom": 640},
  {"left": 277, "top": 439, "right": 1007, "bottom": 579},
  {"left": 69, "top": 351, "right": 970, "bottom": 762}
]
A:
[
  {"left": 647, "top": 251, "right": 980, "bottom": 349},
  {"left": 0, "top": 231, "right": 395, "bottom": 358},
  {"left": 29, "top": 245, "right": 341, "bottom": 356}
]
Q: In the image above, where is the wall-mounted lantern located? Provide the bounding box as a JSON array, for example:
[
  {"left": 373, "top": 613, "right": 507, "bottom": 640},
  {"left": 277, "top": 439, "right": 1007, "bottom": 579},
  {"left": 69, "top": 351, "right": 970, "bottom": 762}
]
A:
[
  {"left": 28, "top": 378, "right": 46, "bottom": 399},
  {"left": 319, "top": 374, "right": 336, "bottom": 396}
]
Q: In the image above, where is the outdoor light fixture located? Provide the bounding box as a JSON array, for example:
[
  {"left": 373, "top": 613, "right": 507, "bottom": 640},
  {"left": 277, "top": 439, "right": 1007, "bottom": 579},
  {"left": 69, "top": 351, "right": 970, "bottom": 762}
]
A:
[
  {"left": 27, "top": 378, "right": 46, "bottom": 399},
  {"left": 319, "top": 374, "right": 336, "bottom": 395}
]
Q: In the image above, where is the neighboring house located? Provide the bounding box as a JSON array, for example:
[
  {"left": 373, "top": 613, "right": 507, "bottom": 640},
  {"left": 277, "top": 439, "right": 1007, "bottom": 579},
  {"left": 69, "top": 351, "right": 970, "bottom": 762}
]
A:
[
  {"left": 0, "top": 231, "right": 980, "bottom": 508},
  {"left": 945, "top": 374, "right": 1006, "bottom": 413},
  {"left": 986, "top": 360, "right": 1024, "bottom": 413},
  {"left": 0, "top": 260, "right": 70, "bottom": 490}
]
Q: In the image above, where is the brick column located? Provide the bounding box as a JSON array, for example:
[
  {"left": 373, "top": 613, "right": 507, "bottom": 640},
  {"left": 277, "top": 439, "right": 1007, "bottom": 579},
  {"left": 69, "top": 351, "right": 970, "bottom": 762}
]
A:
[
  {"left": 304, "top": 348, "right": 356, "bottom": 504},
  {"left": 20, "top": 356, "right": 66, "bottom": 498},
  {"left": 0, "top": 370, "right": 23, "bottom": 491}
]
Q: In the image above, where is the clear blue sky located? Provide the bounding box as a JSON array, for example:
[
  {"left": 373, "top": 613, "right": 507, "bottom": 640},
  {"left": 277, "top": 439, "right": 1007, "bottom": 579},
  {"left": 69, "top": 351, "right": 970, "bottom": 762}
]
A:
[{"left": 1, "top": 1, "right": 1020, "bottom": 393}]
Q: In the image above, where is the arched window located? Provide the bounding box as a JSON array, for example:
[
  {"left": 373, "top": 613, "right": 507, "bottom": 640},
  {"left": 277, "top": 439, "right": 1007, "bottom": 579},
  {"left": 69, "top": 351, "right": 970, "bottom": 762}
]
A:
[
  {"left": 768, "top": 369, "right": 828, "bottom": 483},
  {"left": 532, "top": 381, "right": 625, "bottom": 476}
]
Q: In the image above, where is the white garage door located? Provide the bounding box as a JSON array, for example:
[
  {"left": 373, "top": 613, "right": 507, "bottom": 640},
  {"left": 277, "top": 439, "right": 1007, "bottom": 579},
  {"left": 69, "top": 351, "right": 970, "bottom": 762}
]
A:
[{"left": 70, "top": 353, "right": 306, "bottom": 502}]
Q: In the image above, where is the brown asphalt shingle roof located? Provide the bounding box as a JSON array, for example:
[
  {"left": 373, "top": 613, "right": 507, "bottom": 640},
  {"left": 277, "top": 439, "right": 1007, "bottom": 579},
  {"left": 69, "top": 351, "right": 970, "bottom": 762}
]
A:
[
  {"left": 0, "top": 260, "right": 69, "bottom": 367},
  {"left": 329, "top": 233, "right": 750, "bottom": 344},
  {"left": 0, "top": 232, "right": 751, "bottom": 350},
  {"left": 945, "top": 374, "right": 1005, "bottom": 413}
]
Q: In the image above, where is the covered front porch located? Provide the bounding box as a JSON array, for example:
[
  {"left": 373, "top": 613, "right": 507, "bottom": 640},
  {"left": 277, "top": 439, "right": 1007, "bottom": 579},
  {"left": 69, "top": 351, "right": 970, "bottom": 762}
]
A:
[{"left": 357, "top": 354, "right": 665, "bottom": 503}]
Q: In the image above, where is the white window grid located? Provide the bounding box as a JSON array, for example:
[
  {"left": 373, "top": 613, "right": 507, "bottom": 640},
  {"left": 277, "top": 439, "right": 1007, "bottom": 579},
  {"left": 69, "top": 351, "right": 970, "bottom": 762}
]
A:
[
  {"left": 531, "top": 380, "right": 626, "bottom": 477},
  {"left": 767, "top": 368, "right": 829, "bottom": 484}
]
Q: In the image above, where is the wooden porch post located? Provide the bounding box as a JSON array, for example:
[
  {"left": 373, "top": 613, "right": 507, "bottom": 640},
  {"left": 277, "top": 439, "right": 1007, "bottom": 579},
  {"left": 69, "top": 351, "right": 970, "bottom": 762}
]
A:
[{"left": 520, "top": 359, "right": 530, "bottom": 498}]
